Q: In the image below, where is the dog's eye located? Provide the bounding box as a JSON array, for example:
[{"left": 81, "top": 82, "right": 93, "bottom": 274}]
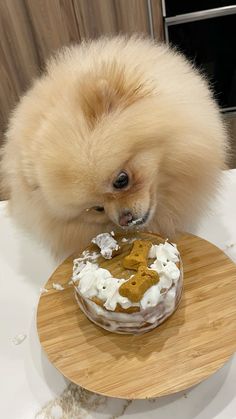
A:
[
  {"left": 113, "top": 172, "right": 129, "bottom": 189},
  {"left": 93, "top": 206, "right": 104, "bottom": 212}
]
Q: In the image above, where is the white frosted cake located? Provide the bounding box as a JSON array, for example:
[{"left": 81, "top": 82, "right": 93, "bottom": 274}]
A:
[{"left": 72, "top": 232, "right": 183, "bottom": 334}]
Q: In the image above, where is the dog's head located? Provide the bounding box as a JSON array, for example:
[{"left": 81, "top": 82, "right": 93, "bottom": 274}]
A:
[
  {"left": 33, "top": 60, "right": 225, "bottom": 235},
  {"left": 35, "top": 73, "right": 168, "bottom": 230},
  {"left": 37, "top": 105, "right": 166, "bottom": 230}
]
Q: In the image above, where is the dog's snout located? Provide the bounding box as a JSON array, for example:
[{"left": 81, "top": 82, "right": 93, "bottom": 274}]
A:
[{"left": 119, "top": 211, "right": 133, "bottom": 227}]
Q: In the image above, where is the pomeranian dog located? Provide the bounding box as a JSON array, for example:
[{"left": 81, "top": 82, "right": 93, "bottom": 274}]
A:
[{"left": 1, "top": 36, "right": 227, "bottom": 258}]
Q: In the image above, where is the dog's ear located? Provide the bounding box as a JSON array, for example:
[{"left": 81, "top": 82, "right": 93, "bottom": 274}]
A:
[{"left": 78, "top": 62, "right": 151, "bottom": 129}]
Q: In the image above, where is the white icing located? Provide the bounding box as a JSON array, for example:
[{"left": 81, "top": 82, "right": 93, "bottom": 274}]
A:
[
  {"left": 92, "top": 233, "right": 119, "bottom": 259},
  {"left": 137, "top": 241, "right": 180, "bottom": 310},
  {"left": 12, "top": 334, "right": 27, "bottom": 345},
  {"left": 40, "top": 287, "right": 48, "bottom": 294},
  {"left": 150, "top": 260, "right": 180, "bottom": 283},
  {"left": 53, "top": 283, "right": 64, "bottom": 291},
  {"left": 159, "top": 275, "right": 173, "bottom": 290},
  {"left": 121, "top": 238, "right": 128, "bottom": 242},
  {"left": 76, "top": 261, "right": 131, "bottom": 310},
  {"left": 140, "top": 285, "right": 161, "bottom": 309},
  {"left": 76, "top": 262, "right": 100, "bottom": 296},
  {"left": 104, "top": 290, "right": 132, "bottom": 311},
  {"left": 148, "top": 244, "right": 157, "bottom": 258},
  {"left": 73, "top": 251, "right": 99, "bottom": 280},
  {"left": 148, "top": 242, "right": 179, "bottom": 263},
  {"left": 164, "top": 288, "right": 176, "bottom": 311}
]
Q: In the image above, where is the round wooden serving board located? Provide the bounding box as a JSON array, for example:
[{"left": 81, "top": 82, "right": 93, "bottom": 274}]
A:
[{"left": 37, "top": 232, "right": 236, "bottom": 399}]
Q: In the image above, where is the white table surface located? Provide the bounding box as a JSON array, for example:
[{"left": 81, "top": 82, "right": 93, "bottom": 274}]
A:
[{"left": 0, "top": 170, "right": 236, "bottom": 419}]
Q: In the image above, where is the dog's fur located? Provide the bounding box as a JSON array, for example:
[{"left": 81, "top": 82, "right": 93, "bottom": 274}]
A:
[{"left": 0, "top": 36, "right": 228, "bottom": 258}]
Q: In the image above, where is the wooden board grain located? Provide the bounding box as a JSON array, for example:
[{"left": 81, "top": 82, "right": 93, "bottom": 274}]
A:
[{"left": 37, "top": 232, "right": 236, "bottom": 399}]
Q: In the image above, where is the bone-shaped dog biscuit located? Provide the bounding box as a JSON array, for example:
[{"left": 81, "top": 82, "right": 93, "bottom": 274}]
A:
[
  {"left": 123, "top": 240, "right": 152, "bottom": 270},
  {"left": 119, "top": 266, "right": 159, "bottom": 302}
]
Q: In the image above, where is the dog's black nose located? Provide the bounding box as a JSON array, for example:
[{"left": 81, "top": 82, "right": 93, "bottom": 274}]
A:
[{"left": 119, "top": 211, "right": 133, "bottom": 227}]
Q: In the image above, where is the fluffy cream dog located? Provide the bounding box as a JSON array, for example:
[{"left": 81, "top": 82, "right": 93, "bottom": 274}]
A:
[{"left": 1, "top": 36, "right": 227, "bottom": 258}]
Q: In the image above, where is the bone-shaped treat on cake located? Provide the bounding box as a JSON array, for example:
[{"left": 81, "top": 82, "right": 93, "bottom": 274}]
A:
[
  {"left": 119, "top": 266, "right": 159, "bottom": 302},
  {"left": 123, "top": 240, "right": 152, "bottom": 270}
]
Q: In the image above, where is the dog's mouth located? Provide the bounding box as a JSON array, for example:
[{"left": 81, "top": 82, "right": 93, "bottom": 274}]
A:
[
  {"left": 86, "top": 205, "right": 151, "bottom": 228},
  {"left": 128, "top": 211, "right": 150, "bottom": 226},
  {"left": 119, "top": 209, "right": 151, "bottom": 229}
]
